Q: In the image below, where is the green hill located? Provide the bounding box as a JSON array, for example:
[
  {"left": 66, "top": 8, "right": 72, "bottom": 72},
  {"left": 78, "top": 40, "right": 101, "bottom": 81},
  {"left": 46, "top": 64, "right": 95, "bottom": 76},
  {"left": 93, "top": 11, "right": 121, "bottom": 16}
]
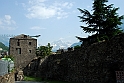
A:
[{"left": 0, "top": 42, "right": 9, "bottom": 51}]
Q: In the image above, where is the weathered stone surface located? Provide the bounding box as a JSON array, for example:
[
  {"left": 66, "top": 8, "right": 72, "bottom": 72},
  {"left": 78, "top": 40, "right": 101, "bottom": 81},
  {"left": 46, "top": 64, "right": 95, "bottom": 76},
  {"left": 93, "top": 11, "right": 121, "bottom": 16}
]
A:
[
  {"left": 23, "top": 33, "right": 124, "bottom": 83},
  {"left": 0, "top": 73, "right": 15, "bottom": 83},
  {"left": 9, "top": 34, "right": 37, "bottom": 69}
]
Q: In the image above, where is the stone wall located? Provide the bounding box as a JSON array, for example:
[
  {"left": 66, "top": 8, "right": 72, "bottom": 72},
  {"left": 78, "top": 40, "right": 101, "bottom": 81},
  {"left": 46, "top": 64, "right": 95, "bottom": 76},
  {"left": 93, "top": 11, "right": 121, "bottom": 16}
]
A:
[
  {"left": 0, "top": 73, "right": 15, "bottom": 83},
  {"left": 23, "top": 33, "right": 124, "bottom": 83}
]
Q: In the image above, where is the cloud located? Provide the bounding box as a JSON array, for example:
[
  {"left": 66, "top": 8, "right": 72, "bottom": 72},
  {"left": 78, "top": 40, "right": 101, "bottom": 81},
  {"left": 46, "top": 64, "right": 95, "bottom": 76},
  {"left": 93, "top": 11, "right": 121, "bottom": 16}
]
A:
[
  {"left": 0, "top": 15, "right": 17, "bottom": 30},
  {"left": 4, "top": 15, "right": 16, "bottom": 25},
  {"left": 53, "top": 2, "right": 73, "bottom": 9},
  {"left": 30, "top": 26, "right": 46, "bottom": 30},
  {"left": 25, "top": 0, "right": 73, "bottom": 19}
]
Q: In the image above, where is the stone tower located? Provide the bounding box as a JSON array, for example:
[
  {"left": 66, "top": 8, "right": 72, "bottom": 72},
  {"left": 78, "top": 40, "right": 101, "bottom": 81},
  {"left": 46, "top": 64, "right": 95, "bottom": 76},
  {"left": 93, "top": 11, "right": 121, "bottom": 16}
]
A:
[{"left": 9, "top": 34, "right": 37, "bottom": 69}]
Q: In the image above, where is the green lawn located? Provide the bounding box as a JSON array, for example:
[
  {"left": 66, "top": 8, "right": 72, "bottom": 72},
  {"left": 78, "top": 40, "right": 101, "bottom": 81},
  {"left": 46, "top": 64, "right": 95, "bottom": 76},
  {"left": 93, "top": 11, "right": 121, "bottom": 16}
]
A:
[{"left": 24, "top": 76, "right": 70, "bottom": 83}]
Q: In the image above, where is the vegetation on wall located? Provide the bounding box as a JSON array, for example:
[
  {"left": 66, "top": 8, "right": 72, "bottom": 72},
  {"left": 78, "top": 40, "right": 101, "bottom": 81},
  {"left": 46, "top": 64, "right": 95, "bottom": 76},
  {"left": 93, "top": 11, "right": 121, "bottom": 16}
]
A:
[
  {"left": 77, "top": 0, "right": 124, "bottom": 42},
  {"left": 36, "top": 43, "right": 53, "bottom": 57},
  {"left": 24, "top": 76, "right": 70, "bottom": 83},
  {"left": 74, "top": 45, "right": 81, "bottom": 49}
]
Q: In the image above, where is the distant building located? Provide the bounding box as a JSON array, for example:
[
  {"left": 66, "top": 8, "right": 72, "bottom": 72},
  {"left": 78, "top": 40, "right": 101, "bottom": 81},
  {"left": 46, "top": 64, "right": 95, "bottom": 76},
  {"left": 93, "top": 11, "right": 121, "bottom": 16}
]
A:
[{"left": 9, "top": 34, "right": 37, "bottom": 69}]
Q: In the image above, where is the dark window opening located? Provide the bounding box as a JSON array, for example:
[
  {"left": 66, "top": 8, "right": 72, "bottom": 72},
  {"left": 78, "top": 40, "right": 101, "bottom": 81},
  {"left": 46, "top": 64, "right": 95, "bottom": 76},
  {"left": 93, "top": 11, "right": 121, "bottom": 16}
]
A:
[
  {"left": 17, "top": 42, "right": 20, "bottom": 46},
  {"left": 29, "top": 50, "right": 31, "bottom": 53},
  {"left": 24, "top": 35, "right": 27, "bottom": 38},
  {"left": 16, "top": 48, "right": 21, "bottom": 54},
  {"left": 29, "top": 42, "right": 31, "bottom": 45}
]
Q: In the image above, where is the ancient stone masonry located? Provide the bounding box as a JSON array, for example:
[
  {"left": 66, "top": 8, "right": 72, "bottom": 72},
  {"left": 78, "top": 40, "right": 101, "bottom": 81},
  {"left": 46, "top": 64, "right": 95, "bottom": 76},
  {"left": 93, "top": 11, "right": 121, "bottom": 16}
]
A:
[
  {"left": 9, "top": 34, "right": 37, "bottom": 69},
  {"left": 15, "top": 70, "right": 24, "bottom": 81},
  {"left": 0, "top": 73, "right": 15, "bottom": 83},
  {"left": 23, "top": 33, "right": 124, "bottom": 83}
]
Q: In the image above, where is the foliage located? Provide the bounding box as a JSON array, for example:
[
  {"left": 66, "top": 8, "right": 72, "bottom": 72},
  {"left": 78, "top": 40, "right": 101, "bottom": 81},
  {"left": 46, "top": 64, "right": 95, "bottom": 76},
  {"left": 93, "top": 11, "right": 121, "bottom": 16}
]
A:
[
  {"left": 0, "top": 42, "right": 9, "bottom": 51},
  {"left": 74, "top": 45, "right": 81, "bottom": 49},
  {"left": 24, "top": 76, "right": 72, "bottom": 83},
  {"left": 24, "top": 76, "right": 43, "bottom": 82},
  {"left": 36, "top": 43, "right": 53, "bottom": 57},
  {"left": 4, "top": 55, "right": 14, "bottom": 61},
  {"left": 77, "top": 0, "right": 124, "bottom": 41}
]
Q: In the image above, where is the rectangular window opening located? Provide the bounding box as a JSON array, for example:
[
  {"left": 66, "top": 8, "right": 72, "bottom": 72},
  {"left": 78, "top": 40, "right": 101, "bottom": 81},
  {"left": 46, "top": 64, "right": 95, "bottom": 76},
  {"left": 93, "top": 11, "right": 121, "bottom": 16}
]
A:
[
  {"left": 29, "top": 42, "right": 31, "bottom": 45},
  {"left": 17, "top": 42, "right": 20, "bottom": 46},
  {"left": 16, "top": 48, "right": 21, "bottom": 54},
  {"left": 29, "top": 50, "right": 31, "bottom": 53}
]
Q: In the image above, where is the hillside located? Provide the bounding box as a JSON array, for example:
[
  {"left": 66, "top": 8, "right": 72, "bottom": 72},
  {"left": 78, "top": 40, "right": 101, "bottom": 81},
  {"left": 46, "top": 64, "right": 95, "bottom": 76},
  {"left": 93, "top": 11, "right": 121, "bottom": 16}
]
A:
[
  {"left": 70, "top": 42, "right": 82, "bottom": 47},
  {"left": 0, "top": 42, "right": 9, "bottom": 51},
  {"left": 0, "top": 36, "right": 9, "bottom": 46}
]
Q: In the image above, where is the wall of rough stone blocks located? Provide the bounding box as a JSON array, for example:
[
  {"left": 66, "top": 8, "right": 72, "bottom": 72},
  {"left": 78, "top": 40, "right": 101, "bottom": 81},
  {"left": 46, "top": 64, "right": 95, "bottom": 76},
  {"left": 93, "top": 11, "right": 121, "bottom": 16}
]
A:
[
  {"left": 9, "top": 37, "right": 37, "bottom": 69},
  {"left": 0, "top": 73, "right": 15, "bottom": 83},
  {"left": 23, "top": 33, "right": 124, "bottom": 83}
]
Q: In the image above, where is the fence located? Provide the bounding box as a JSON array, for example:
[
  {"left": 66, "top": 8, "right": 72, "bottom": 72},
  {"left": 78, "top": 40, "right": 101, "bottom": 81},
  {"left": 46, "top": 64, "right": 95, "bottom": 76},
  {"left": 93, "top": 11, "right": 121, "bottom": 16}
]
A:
[{"left": 0, "top": 60, "right": 8, "bottom": 76}]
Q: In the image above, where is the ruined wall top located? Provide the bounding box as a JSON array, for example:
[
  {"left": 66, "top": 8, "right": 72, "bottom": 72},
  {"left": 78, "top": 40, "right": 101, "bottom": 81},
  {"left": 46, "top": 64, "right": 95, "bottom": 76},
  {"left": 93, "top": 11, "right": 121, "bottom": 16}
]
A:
[{"left": 11, "top": 34, "right": 36, "bottom": 40}]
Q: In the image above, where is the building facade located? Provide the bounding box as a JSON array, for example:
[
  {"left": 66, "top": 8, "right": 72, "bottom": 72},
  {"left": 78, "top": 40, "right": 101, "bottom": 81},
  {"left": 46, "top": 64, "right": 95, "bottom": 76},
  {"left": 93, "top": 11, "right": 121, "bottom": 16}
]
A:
[{"left": 9, "top": 34, "right": 37, "bottom": 69}]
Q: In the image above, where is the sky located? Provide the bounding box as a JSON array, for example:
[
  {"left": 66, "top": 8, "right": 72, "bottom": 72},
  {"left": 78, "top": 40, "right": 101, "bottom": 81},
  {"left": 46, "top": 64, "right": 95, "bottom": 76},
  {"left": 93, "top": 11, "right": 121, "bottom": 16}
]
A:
[{"left": 0, "top": 0, "right": 124, "bottom": 46}]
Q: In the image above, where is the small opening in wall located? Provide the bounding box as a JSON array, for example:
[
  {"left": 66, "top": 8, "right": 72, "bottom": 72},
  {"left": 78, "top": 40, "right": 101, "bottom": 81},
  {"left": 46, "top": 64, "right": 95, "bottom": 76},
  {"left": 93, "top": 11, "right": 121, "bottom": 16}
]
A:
[
  {"left": 24, "top": 35, "right": 27, "bottom": 38},
  {"left": 29, "top": 50, "right": 31, "bottom": 53},
  {"left": 16, "top": 48, "right": 21, "bottom": 54},
  {"left": 17, "top": 42, "right": 20, "bottom": 46},
  {"left": 29, "top": 42, "right": 31, "bottom": 45}
]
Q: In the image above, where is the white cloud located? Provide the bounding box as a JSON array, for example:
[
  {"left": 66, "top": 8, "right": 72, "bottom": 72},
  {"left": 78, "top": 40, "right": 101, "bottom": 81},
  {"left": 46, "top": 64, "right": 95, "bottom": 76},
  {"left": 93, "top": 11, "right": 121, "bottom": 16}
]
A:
[
  {"left": 25, "top": 0, "right": 73, "bottom": 19},
  {"left": 30, "top": 26, "right": 46, "bottom": 30},
  {"left": 26, "top": 5, "right": 56, "bottom": 19},
  {"left": 53, "top": 2, "right": 73, "bottom": 9},
  {"left": 4, "top": 15, "right": 16, "bottom": 25},
  {"left": 28, "top": 0, "right": 46, "bottom": 5},
  {"left": 0, "top": 15, "right": 17, "bottom": 30},
  {"left": 5, "top": 15, "right": 11, "bottom": 20}
]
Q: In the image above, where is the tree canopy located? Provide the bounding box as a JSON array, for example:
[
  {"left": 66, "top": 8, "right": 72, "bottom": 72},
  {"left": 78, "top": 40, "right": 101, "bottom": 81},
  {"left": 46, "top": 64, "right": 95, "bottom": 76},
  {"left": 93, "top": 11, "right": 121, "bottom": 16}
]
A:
[
  {"left": 36, "top": 43, "right": 53, "bottom": 57},
  {"left": 77, "top": 0, "right": 124, "bottom": 42}
]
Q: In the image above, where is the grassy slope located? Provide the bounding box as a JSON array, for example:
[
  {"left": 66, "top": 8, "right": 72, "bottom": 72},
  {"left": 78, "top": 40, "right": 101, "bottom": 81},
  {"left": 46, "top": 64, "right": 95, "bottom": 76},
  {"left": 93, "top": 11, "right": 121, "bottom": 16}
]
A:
[{"left": 24, "top": 76, "right": 70, "bottom": 83}]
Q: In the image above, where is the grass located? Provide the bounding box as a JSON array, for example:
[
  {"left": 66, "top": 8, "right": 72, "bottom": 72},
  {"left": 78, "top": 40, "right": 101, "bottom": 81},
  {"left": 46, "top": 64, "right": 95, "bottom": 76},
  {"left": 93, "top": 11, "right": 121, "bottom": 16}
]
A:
[
  {"left": 24, "top": 76, "right": 42, "bottom": 82},
  {"left": 24, "top": 76, "right": 70, "bottom": 83}
]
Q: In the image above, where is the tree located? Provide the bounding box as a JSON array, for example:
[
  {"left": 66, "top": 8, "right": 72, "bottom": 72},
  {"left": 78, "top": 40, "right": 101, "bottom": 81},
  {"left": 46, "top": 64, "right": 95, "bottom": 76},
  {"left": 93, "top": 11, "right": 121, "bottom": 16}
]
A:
[
  {"left": 36, "top": 43, "right": 53, "bottom": 57},
  {"left": 77, "top": 0, "right": 124, "bottom": 42},
  {"left": 74, "top": 45, "right": 81, "bottom": 49}
]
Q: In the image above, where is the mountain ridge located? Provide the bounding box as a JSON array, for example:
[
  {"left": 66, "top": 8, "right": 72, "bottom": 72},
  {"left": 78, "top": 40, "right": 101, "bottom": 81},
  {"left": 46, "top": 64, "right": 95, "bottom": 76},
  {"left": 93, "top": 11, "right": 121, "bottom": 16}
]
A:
[
  {"left": 51, "top": 40, "right": 82, "bottom": 52},
  {"left": 0, "top": 36, "right": 9, "bottom": 47}
]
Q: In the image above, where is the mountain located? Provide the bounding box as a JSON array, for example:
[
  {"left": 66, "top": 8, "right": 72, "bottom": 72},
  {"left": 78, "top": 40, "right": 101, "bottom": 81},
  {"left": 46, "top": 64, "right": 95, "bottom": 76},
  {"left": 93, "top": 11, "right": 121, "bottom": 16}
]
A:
[
  {"left": 0, "top": 36, "right": 9, "bottom": 47},
  {"left": 0, "top": 42, "right": 9, "bottom": 51},
  {"left": 51, "top": 40, "right": 72, "bottom": 52},
  {"left": 70, "top": 42, "right": 82, "bottom": 47}
]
